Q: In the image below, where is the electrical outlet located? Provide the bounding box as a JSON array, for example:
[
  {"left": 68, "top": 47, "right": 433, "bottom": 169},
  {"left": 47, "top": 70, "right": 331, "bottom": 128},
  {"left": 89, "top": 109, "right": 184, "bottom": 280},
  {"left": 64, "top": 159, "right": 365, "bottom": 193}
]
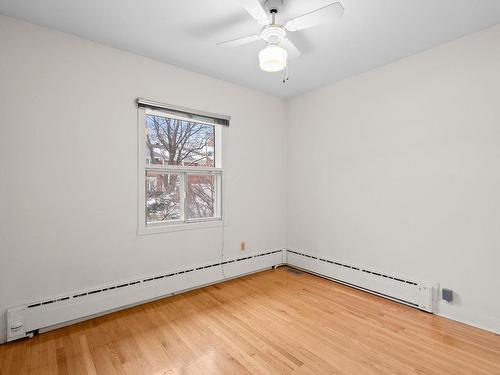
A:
[{"left": 240, "top": 241, "right": 246, "bottom": 251}]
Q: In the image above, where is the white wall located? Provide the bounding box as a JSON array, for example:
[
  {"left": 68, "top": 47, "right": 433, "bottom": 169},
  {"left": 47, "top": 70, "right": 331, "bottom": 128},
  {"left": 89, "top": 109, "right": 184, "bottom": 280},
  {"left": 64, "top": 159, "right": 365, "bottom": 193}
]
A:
[
  {"left": 0, "top": 15, "right": 287, "bottom": 343},
  {"left": 287, "top": 25, "right": 500, "bottom": 333},
  {"left": 2, "top": 15, "right": 499, "bottom": 345}
]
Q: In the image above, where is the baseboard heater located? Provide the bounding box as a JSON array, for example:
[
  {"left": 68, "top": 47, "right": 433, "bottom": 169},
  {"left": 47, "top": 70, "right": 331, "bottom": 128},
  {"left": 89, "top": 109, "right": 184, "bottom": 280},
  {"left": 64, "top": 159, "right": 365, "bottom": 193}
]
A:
[
  {"left": 7, "top": 248, "right": 434, "bottom": 343},
  {"left": 286, "top": 249, "right": 434, "bottom": 312},
  {"left": 6, "top": 250, "right": 284, "bottom": 342}
]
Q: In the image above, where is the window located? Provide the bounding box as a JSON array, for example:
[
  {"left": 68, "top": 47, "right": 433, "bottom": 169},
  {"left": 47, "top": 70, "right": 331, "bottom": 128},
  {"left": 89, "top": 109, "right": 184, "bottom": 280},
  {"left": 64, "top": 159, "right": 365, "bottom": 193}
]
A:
[{"left": 137, "top": 100, "right": 227, "bottom": 234}]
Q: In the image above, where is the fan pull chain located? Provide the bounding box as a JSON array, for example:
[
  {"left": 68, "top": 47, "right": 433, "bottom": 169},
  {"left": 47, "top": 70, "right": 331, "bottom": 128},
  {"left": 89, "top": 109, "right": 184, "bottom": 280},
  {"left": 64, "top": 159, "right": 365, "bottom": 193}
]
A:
[{"left": 282, "top": 63, "right": 289, "bottom": 83}]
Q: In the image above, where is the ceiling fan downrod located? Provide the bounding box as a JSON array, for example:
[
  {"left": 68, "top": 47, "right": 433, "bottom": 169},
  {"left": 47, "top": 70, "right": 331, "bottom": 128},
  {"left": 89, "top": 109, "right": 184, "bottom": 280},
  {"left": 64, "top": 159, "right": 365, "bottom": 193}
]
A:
[{"left": 270, "top": 8, "right": 277, "bottom": 25}]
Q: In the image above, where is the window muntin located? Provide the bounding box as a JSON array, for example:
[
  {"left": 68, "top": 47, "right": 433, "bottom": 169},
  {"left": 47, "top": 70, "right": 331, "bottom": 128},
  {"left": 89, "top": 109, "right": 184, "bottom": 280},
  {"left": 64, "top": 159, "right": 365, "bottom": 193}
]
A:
[{"left": 140, "top": 108, "right": 223, "bottom": 231}]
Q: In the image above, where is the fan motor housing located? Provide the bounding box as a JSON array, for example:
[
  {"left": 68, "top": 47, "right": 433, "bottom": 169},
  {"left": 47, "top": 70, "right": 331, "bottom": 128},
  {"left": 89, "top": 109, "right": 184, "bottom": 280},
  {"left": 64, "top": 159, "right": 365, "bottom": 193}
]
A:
[{"left": 261, "top": 25, "right": 286, "bottom": 44}]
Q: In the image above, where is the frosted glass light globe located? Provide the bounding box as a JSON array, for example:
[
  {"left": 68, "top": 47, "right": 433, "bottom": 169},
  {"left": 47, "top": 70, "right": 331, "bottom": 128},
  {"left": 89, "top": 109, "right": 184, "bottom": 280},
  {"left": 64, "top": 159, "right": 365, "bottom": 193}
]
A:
[{"left": 259, "top": 45, "right": 287, "bottom": 72}]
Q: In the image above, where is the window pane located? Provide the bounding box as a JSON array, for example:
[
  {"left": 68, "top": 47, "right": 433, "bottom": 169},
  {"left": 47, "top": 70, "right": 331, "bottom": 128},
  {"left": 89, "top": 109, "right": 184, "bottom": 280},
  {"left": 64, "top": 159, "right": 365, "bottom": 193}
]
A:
[
  {"left": 145, "top": 114, "right": 215, "bottom": 167},
  {"left": 146, "top": 172, "right": 183, "bottom": 223},
  {"left": 186, "top": 174, "right": 217, "bottom": 219}
]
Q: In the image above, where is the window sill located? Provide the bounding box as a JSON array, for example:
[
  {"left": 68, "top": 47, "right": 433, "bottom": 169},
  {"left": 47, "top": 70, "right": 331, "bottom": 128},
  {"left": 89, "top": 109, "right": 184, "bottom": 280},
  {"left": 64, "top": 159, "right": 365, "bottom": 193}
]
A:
[{"left": 137, "top": 219, "right": 224, "bottom": 235}]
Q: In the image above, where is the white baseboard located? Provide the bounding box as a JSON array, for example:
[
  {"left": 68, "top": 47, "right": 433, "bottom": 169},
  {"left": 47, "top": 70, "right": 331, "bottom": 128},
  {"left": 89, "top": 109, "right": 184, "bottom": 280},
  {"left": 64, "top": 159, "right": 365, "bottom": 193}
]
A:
[{"left": 436, "top": 310, "right": 500, "bottom": 335}]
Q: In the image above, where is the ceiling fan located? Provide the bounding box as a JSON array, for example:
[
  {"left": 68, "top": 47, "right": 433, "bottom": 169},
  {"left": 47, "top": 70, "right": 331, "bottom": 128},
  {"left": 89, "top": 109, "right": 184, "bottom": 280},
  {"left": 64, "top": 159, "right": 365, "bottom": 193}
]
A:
[{"left": 217, "top": 0, "right": 344, "bottom": 77}]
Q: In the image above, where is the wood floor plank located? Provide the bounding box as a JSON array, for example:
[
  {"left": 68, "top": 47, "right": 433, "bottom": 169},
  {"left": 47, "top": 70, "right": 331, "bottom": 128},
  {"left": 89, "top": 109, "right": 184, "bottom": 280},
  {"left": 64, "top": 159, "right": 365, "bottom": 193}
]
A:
[{"left": 1, "top": 267, "right": 499, "bottom": 375}]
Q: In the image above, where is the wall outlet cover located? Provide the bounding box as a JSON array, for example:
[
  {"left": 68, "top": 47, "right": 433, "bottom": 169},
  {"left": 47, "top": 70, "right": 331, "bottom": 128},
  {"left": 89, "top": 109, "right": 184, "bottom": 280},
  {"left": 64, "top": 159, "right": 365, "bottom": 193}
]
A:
[{"left": 442, "top": 288, "right": 453, "bottom": 303}]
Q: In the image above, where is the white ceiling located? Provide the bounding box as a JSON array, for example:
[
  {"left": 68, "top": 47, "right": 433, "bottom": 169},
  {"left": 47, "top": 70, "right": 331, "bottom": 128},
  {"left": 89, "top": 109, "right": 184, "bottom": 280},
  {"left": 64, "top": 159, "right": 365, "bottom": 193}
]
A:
[{"left": 1, "top": 0, "right": 499, "bottom": 97}]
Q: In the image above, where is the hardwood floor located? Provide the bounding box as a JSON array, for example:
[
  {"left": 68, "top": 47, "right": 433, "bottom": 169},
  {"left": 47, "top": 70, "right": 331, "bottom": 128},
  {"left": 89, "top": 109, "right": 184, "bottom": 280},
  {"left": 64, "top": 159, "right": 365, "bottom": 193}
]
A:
[{"left": 1, "top": 267, "right": 499, "bottom": 375}]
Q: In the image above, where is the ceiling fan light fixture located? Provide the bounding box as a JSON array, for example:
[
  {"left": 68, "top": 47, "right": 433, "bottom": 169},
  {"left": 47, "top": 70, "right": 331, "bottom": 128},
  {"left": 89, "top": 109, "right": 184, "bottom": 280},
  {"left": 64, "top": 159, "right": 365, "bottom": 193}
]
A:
[{"left": 259, "top": 44, "right": 288, "bottom": 72}]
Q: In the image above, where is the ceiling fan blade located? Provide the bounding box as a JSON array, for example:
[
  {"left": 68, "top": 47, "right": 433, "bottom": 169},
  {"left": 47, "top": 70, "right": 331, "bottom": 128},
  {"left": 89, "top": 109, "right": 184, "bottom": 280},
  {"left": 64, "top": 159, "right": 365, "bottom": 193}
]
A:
[
  {"left": 281, "top": 38, "right": 301, "bottom": 60},
  {"left": 217, "top": 34, "right": 261, "bottom": 47},
  {"left": 285, "top": 2, "right": 344, "bottom": 32},
  {"left": 234, "top": 0, "right": 269, "bottom": 25}
]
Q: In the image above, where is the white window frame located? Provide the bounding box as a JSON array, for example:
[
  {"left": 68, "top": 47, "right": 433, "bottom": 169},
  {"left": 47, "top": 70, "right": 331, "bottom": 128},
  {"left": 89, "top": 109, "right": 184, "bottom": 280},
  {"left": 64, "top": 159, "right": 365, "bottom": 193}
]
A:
[{"left": 137, "top": 107, "right": 224, "bottom": 235}]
